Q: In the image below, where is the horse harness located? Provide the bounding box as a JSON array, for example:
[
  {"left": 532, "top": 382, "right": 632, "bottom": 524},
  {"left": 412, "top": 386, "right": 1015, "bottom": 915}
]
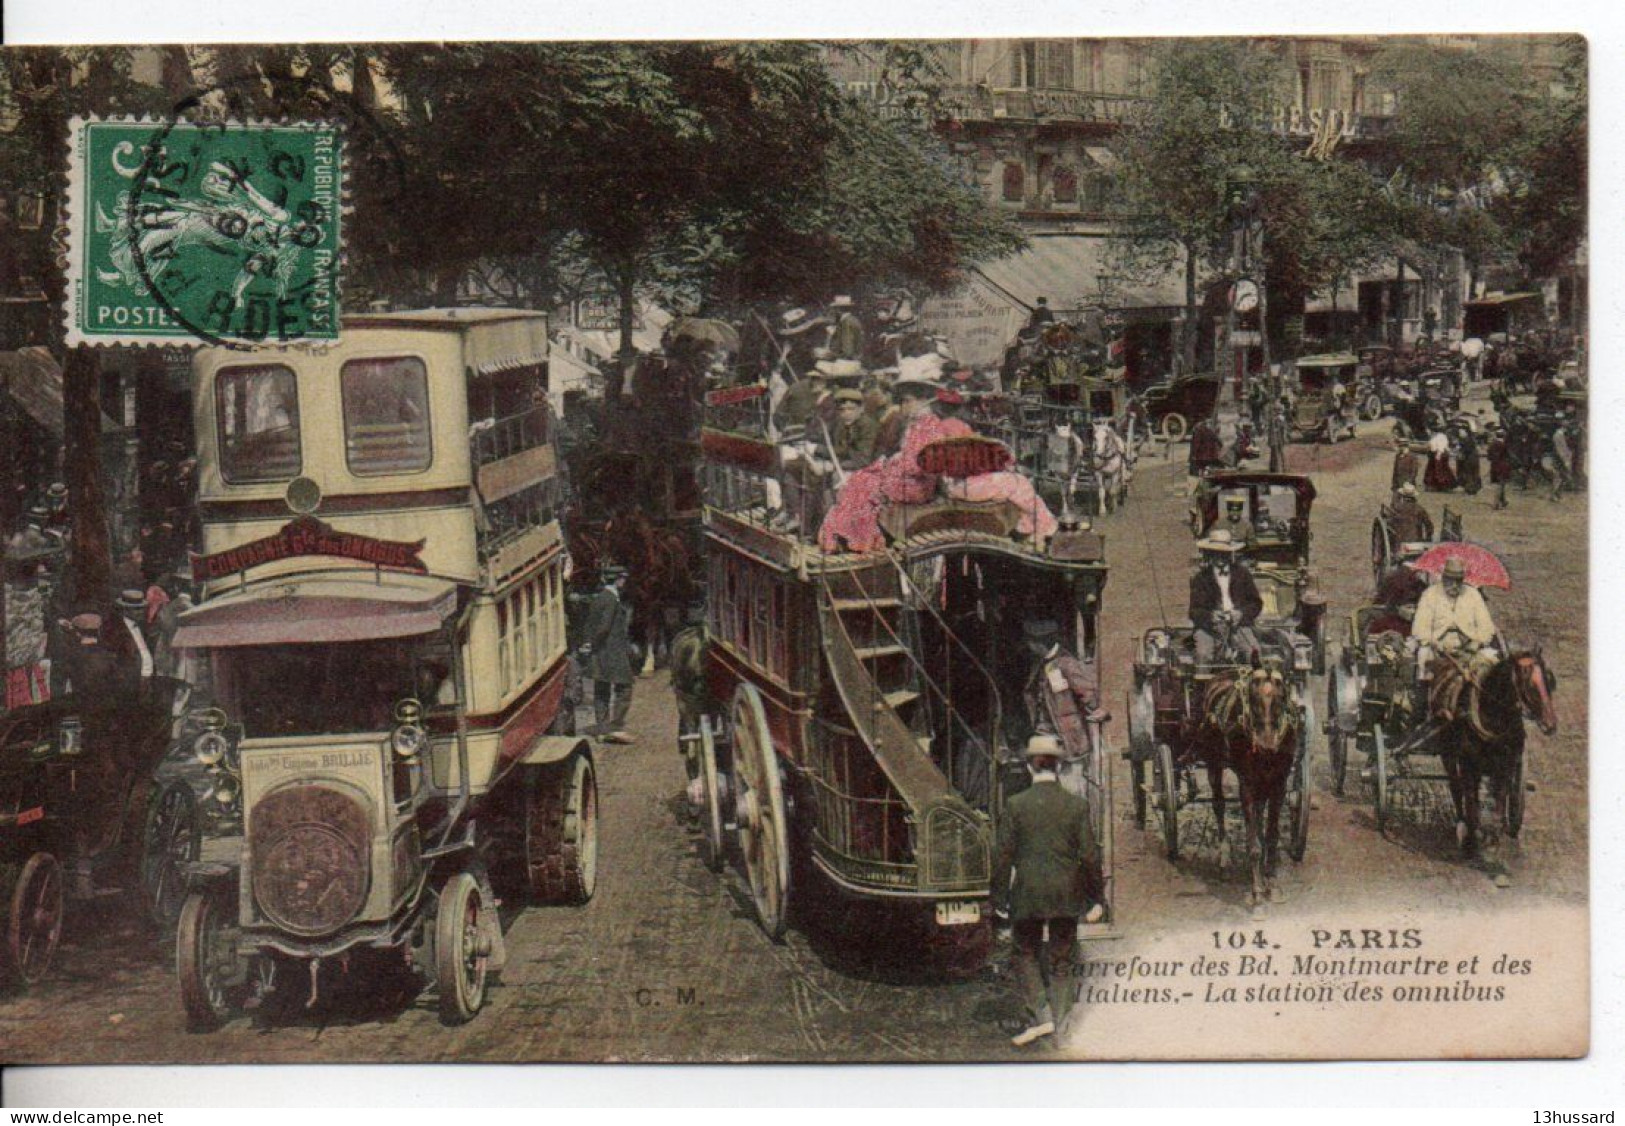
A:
[
  {"left": 1428, "top": 654, "right": 1502, "bottom": 743},
  {"left": 1203, "top": 667, "right": 1297, "bottom": 754}
]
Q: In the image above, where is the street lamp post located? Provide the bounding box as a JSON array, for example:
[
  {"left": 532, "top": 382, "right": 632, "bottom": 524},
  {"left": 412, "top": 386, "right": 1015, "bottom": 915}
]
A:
[{"left": 1225, "top": 166, "right": 1264, "bottom": 406}]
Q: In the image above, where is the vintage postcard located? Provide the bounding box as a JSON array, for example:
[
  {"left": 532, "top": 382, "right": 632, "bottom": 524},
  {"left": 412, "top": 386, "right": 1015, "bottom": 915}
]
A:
[{"left": 0, "top": 36, "right": 1587, "bottom": 1064}]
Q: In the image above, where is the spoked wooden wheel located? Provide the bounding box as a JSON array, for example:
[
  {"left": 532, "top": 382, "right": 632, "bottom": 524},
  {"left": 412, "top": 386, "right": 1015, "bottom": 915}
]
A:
[
  {"left": 142, "top": 782, "right": 201, "bottom": 927},
  {"left": 1154, "top": 742, "right": 1180, "bottom": 860},
  {"left": 1160, "top": 413, "right": 1188, "bottom": 442},
  {"left": 1360, "top": 391, "right": 1384, "bottom": 421},
  {"left": 176, "top": 886, "right": 246, "bottom": 1031},
  {"left": 698, "top": 718, "right": 727, "bottom": 873},
  {"left": 1371, "top": 518, "right": 1391, "bottom": 588},
  {"left": 434, "top": 871, "right": 490, "bottom": 1025},
  {"left": 525, "top": 753, "right": 599, "bottom": 905},
  {"left": 3, "top": 853, "right": 63, "bottom": 987},
  {"left": 1128, "top": 682, "right": 1156, "bottom": 829},
  {"left": 731, "top": 683, "right": 790, "bottom": 942},
  {"left": 1327, "top": 667, "right": 1350, "bottom": 796},
  {"left": 1287, "top": 752, "right": 1311, "bottom": 863},
  {"left": 1373, "top": 726, "right": 1391, "bottom": 835},
  {"left": 1093, "top": 731, "right": 1115, "bottom": 922}
]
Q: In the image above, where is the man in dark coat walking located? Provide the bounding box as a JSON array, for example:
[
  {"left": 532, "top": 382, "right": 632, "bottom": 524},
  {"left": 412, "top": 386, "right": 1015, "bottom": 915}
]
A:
[
  {"left": 995, "top": 733, "right": 1098, "bottom": 1047},
  {"left": 1487, "top": 423, "right": 1512, "bottom": 509},
  {"left": 1188, "top": 414, "right": 1225, "bottom": 493},
  {"left": 580, "top": 567, "right": 636, "bottom": 743}
]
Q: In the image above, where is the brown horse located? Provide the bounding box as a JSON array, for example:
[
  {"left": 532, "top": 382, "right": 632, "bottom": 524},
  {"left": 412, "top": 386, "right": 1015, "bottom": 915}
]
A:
[
  {"left": 1435, "top": 648, "right": 1558, "bottom": 860},
  {"left": 1199, "top": 666, "right": 1301, "bottom": 907}
]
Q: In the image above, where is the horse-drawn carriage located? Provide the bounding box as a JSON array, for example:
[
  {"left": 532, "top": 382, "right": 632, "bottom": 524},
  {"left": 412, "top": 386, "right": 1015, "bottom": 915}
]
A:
[
  {"left": 1326, "top": 543, "right": 1557, "bottom": 861},
  {"left": 975, "top": 390, "right": 1134, "bottom": 517},
  {"left": 1388, "top": 370, "right": 1464, "bottom": 440},
  {"left": 0, "top": 677, "right": 185, "bottom": 986},
  {"left": 1371, "top": 502, "right": 1462, "bottom": 589},
  {"left": 693, "top": 390, "right": 1115, "bottom": 968},
  {"left": 1127, "top": 472, "right": 1326, "bottom": 904},
  {"left": 1188, "top": 472, "right": 1329, "bottom": 666}
]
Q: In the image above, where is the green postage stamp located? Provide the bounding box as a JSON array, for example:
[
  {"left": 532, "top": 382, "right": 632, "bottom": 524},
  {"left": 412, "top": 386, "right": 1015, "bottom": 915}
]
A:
[{"left": 64, "top": 116, "right": 343, "bottom": 347}]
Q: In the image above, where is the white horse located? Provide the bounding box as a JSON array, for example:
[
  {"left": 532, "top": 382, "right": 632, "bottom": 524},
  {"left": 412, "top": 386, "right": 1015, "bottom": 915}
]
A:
[{"left": 1082, "top": 419, "right": 1130, "bottom": 515}]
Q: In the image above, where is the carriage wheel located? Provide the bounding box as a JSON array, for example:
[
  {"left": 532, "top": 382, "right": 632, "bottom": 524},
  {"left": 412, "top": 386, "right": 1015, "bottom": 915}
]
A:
[
  {"left": 697, "top": 718, "right": 727, "bottom": 873},
  {"left": 1298, "top": 685, "right": 1318, "bottom": 767},
  {"left": 524, "top": 752, "right": 599, "bottom": 905},
  {"left": 1287, "top": 753, "right": 1311, "bottom": 864},
  {"left": 1154, "top": 742, "right": 1180, "bottom": 861},
  {"left": 1373, "top": 726, "right": 1391, "bottom": 835},
  {"left": 1130, "top": 759, "right": 1148, "bottom": 831},
  {"left": 142, "top": 782, "right": 201, "bottom": 928},
  {"left": 732, "top": 683, "right": 791, "bottom": 942},
  {"left": 1505, "top": 750, "right": 1527, "bottom": 839},
  {"left": 1095, "top": 733, "right": 1115, "bottom": 922},
  {"left": 1127, "top": 683, "right": 1157, "bottom": 829},
  {"left": 1326, "top": 670, "right": 1349, "bottom": 797},
  {"left": 1160, "top": 413, "right": 1188, "bottom": 443},
  {"left": 2, "top": 853, "right": 63, "bottom": 988},
  {"left": 434, "top": 871, "right": 490, "bottom": 1025},
  {"left": 176, "top": 885, "right": 246, "bottom": 1031},
  {"left": 1360, "top": 391, "right": 1384, "bottom": 421},
  {"left": 1370, "top": 518, "right": 1390, "bottom": 588}
]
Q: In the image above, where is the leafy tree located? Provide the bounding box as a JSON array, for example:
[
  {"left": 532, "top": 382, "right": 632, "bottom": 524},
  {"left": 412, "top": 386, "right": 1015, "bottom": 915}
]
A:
[
  {"left": 375, "top": 42, "right": 1019, "bottom": 350},
  {"left": 1493, "top": 35, "right": 1586, "bottom": 280},
  {"left": 1105, "top": 40, "right": 1297, "bottom": 369},
  {"left": 0, "top": 48, "right": 171, "bottom": 602}
]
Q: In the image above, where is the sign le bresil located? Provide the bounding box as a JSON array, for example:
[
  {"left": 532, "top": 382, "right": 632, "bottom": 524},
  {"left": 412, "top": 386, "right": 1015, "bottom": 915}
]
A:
[{"left": 1219, "top": 102, "right": 1362, "bottom": 140}]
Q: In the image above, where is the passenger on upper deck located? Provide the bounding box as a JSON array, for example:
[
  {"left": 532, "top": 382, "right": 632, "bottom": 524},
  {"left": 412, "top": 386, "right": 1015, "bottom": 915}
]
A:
[
  {"left": 817, "top": 379, "right": 971, "bottom": 553},
  {"left": 828, "top": 388, "right": 880, "bottom": 470},
  {"left": 938, "top": 389, "right": 1058, "bottom": 546}
]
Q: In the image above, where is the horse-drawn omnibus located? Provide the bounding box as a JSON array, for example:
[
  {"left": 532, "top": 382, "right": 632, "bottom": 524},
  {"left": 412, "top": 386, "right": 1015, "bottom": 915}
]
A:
[
  {"left": 144, "top": 309, "right": 597, "bottom": 1028},
  {"left": 691, "top": 386, "right": 1115, "bottom": 970}
]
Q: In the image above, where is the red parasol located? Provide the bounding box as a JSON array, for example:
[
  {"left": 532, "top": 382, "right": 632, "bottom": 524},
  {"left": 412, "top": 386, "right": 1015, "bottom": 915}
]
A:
[{"left": 1411, "top": 542, "right": 1511, "bottom": 590}]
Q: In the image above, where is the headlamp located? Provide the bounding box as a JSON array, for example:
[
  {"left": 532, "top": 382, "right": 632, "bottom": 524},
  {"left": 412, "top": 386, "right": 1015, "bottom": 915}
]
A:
[
  {"left": 391, "top": 723, "right": 426, "bottom": 760},
  {"left": 195, "top": 730, "right": 230, "bottom": 767},
  {"left": 212, "top": 774, "right": 241, "bottom": 808}
]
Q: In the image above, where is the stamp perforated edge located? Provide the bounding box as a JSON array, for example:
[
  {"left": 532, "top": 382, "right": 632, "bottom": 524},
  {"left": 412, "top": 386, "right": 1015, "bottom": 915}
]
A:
[{"left": 61, "top": 113, "right": 350, "bottom": 351}]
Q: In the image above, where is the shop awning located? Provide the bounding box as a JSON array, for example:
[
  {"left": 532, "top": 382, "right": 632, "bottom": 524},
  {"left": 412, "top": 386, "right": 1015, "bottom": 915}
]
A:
[
  {"left": 1464, "top": 291, "right": 1543, "bottom": 307},
  {"left": 0, "top": 347, "right": 63, "bottom": 437},
  {"left": 547, "top": 340, "right": 600, "bottom": 395},
  {"left": 975, "top": 235, "right": 1187, "bottom": 315},
  {"left": 174, "top": 575, "right": 458, "bottom": 649}
]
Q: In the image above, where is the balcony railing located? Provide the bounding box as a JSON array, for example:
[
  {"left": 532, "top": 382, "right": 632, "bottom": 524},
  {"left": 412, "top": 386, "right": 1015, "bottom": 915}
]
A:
[
  {"left": 942, "top": 85, "right": 1146, "bottom": 126},
  {"left": 471, "top": 404, "right": 550, "bottom": 468}
]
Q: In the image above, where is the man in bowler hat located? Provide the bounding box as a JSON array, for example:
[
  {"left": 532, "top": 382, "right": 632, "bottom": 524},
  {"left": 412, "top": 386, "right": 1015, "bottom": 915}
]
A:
[{"left": 995, "top": 733, "right": 1098, "bottom": 1047}]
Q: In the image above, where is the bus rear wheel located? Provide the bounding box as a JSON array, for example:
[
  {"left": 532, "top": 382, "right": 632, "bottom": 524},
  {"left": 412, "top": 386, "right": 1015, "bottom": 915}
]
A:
[{"left": 524, "top": 753, "right": 599, "bottom": 906}]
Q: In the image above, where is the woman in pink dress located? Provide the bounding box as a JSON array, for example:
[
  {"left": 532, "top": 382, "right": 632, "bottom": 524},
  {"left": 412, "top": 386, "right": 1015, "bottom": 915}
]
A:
[
  {"left": 819, "top": 381, "right": 971, "bottom": 552},
  {"left": 943, "top": 471, "right": 1058, "bottom": 542}
]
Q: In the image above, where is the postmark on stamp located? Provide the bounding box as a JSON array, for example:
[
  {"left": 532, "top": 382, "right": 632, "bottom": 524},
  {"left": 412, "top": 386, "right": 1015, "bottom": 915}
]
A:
[{"left": 64, "top": 115, "right": 343, "bottom": 348}]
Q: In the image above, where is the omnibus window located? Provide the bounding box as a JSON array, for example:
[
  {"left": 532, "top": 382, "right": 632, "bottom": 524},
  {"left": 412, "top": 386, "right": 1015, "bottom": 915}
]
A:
[
  {"left": 215, "top": 365, "right": 301, "bottom": 483},
  {"left": 341, "top": 357, "right": 433, "bottom": 475}
]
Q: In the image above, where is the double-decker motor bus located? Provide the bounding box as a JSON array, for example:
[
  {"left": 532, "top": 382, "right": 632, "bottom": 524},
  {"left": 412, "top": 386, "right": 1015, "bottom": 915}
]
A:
[
  {"left": 689, "top": 384, "right": 1115, "bottom": 971},
  {"left": 144, "top": 309, "right": 597, "bottom": 1028}
]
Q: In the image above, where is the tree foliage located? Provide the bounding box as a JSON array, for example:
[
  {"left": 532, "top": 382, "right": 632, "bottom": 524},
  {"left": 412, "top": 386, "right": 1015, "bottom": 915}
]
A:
[{"left": 1108, "top": 40, "right": 1397, "bottom": 360}]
